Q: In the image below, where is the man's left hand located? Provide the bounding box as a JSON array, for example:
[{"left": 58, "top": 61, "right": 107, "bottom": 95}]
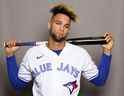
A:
[{"left": 102, "top": 32, "right": 114, "bottom": 54}]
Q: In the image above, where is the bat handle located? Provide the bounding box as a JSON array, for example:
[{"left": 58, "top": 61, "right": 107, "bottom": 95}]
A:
[{"left": 3, "top": 41, "right": 37, "bottom": 47}]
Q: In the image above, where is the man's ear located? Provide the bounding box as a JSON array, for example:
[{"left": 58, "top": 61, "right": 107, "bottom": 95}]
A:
[{"left": 48, "top": 21, "right": 51, "bottom": 30}]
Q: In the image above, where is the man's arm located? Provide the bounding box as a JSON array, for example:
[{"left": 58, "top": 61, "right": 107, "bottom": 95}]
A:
[
  {"left": 6, "top": 55, "right": 29, "bottom": 90},
  {"left": 90, "top": 32, "right": 114, "bottom": 86},
  {"left": 4, "top": 40, "right": 30, "bottom": 90},
  {"left": 90, "top": 53, "right": 112, "bottom": 86}
]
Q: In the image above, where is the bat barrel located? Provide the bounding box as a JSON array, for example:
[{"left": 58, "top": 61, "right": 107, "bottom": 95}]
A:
[
  {"left": 67, "top": 36, "right": 105, "bottom": 41},
  {"left": 67, "top": 36, "right": 107, "bottom": 45},
  {"left": 68, "top": 40, "right": 107, "bottom": 45}
]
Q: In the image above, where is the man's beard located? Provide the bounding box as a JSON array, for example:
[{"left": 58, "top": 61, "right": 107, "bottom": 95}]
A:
[{"left": 49, "top": 30, "right": 68, "bottom": 42}]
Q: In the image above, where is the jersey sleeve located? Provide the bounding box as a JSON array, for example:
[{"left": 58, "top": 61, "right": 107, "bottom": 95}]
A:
[
  {"left": 18, "top": 49, "right": 32, "bottom": 82},
  {"left": 90, "top": 53, "right": 112, "bottom": 86},
  {"left": 81, "top": 50, "right": 98, "bottom": 81}
]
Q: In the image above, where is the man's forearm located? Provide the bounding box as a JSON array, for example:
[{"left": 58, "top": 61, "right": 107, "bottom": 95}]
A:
[
  {"left": 90, "top": 53, "right": 112, "bottom": 86},
  {"left": 6, "top": 55, "right": 29, "bottom": 90}
]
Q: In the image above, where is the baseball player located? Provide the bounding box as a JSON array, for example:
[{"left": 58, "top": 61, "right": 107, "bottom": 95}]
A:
[{"left": 5, "top": 4, "right": 114, "bottom": 96}]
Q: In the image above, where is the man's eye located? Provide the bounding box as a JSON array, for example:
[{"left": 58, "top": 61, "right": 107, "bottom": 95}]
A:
[
  {"left": 65, "top": 25, "right": 70, "bottom": 29},
  {"left": 55, "top": 22, "right": 61, "bottom": 25}
]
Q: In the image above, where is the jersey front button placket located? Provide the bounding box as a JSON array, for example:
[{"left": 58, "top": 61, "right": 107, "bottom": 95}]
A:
[{"left": 52, "top": 56, "right": 63, "bottom": 69}]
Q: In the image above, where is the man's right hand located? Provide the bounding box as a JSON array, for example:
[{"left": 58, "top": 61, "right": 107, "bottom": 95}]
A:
[{"left": 4, "top": 40, "right": 19, "bottom": 57}]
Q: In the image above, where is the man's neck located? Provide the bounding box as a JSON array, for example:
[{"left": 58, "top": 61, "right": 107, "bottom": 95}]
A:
[{"left": 47, "top": 37, "right": 66, "bottom": 50}]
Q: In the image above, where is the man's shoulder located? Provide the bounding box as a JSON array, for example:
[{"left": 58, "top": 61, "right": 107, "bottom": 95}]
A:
[
  {"left": 67, "top": 42, "right": 88, "bottom": 53},
  {"left": 25, "top": 41, "right": 47, "bottom": 55}
]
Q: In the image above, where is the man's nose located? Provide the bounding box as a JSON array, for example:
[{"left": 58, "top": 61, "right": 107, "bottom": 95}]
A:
[{"left": 60, "top": 25, "right": 64, "bottom": 31}]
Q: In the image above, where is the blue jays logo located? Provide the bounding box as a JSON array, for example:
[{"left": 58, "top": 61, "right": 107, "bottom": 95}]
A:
[{"left": 63, "top": 80, "right": 78, "bottom": 95}]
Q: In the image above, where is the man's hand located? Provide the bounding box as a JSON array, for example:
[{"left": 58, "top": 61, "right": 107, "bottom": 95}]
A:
[
  {"left": 102, "top": 32, "right": 114, "bottom": 54},
  {"left": 4, "top": 40, "right": 19, "bottom": 57}
]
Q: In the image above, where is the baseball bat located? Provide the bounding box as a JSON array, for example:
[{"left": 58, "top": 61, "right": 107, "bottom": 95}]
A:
[{"left": 3, "top": 36, "right": 107, "bottom": 47}]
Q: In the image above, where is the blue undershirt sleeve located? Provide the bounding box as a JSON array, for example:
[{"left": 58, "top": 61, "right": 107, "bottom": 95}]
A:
[
  {"left": 90, "top": 53, "right": 112, "bottom": 86},
  {"left": 6, "top": 55, "right": 29, "bottom": 90}
]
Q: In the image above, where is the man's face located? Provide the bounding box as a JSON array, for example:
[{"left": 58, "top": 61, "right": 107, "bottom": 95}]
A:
[{"left": 49, "top": 13, "right": 71, "bottom": 42}]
